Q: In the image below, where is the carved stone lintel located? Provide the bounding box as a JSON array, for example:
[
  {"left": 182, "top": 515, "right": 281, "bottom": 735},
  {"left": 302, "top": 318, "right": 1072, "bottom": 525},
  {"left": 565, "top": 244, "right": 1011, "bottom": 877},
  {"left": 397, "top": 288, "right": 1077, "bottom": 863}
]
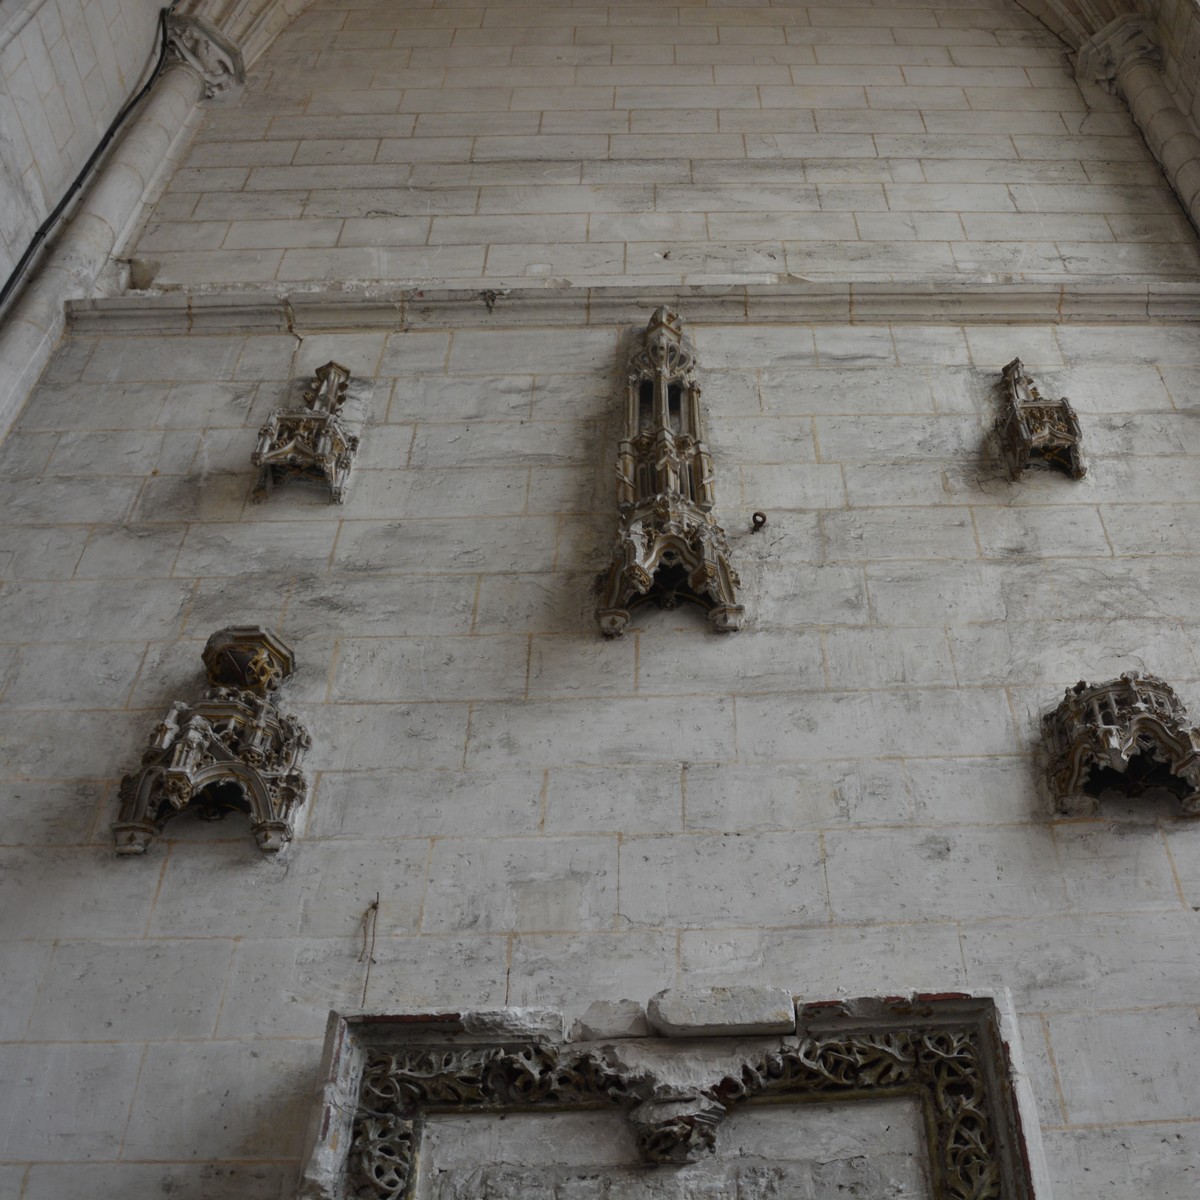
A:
[
  {"left": 1076, "top": 15, "right": 1161, "bottom": 94},
  {"left": 112, "top": 626, "right": 311, "bottom": 855},
  {"left": 167, "top": 14, "right": 246, "bottom": 99},
  {"left": 252, "top": 361, "right": 359, "bottom": 504},
  {"left": 596, "top": 308, "right": 743, "bottom": 634},
  {"left": 1043, "top": 672, "right": 1200, "bottom": 816},
  {"left": 995, "top": 357, "right": 1085, "bottom": 481},
  {"left": 309, "top": 996, "right": 1039, "bottom": 1200}
]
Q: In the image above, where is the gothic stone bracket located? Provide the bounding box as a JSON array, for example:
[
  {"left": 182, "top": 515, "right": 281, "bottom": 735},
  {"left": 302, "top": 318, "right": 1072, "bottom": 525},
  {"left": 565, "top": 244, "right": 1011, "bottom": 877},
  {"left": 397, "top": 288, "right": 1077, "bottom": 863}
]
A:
[
  {"left": 113, "top": 626, "right": 311, "bottom": 855},
  {"left": 298, "top": 993, "right": 1045, "bottom": 1200},
  {"left": 1043, "top": 672, "right": 1200, "bottom": 816},
  {"left": 596, "top": 307, "right": 743, "bottom": 635},
  {"left": 253, "top": 361, "right": 360, "bottom": 504},
  {"left": 167, "top": 14, "right": 246, "bottom": 99},
  {"left": 995, "top": 358, "right": 1085, "bottom": 481}
]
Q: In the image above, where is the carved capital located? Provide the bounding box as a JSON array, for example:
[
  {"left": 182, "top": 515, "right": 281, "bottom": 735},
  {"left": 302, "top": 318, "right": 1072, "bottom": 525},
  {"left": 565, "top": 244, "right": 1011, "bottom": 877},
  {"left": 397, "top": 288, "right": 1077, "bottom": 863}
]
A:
[
  {"left": 167, "top": 14, "right": 245, "bottom": 99},
  {"left": 1076, "top": 15, "right": 1162, "bottom": 93}
]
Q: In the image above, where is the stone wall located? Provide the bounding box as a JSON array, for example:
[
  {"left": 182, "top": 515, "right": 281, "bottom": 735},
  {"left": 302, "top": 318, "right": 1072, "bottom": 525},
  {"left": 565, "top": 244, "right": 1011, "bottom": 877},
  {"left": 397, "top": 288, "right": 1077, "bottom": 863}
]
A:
[
  {"left": 0, "top": 0, "right": 163, "bottom": 281},
  {"left": 3, "top": 0, "right": 1200, "bottom": 1197},
  {"left": 128, "top": 0, "right": 1198, "bottom": 290},
  {"left": 1, "top": 305, "right": 1199, "bottom": 1197}
]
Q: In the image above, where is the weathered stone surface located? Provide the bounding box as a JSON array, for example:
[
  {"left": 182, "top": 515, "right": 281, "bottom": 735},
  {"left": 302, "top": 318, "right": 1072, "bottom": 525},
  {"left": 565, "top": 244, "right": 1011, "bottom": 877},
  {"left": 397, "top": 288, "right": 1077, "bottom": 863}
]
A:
[
  {"left": 570, "top": 1000, "right": 650, "bottom": 1041},
  {"left": 462, "top": 1008, "right": 565, "bottom": 1042},
  {"left": 646, "top": 987, "right": 796, "bottom": 1038},
  {"left": 415, "top": 1101, "right": 931, "bottom": 1199}
]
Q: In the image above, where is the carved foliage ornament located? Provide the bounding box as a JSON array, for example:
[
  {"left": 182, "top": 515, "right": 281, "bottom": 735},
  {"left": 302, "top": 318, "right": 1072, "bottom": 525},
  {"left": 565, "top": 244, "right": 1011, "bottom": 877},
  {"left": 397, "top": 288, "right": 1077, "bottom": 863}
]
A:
[
  {"left": 596, "top": 307, "right": 743, "bottom": 635},
  {"left": 253, "top": 361, "right": 359, "bottom": 504},
  {"left": 996, "top": 358, "right": 1085, "bottom": 481},
  {"left": 113, "top": 626, "right": 311, "bottom": 855},
  {"left": 303, "top": 998, "right": 1038, "bottom": 1200},
  {"left": 1043, "top": 672, "right": 1200, "bottom": 815}
]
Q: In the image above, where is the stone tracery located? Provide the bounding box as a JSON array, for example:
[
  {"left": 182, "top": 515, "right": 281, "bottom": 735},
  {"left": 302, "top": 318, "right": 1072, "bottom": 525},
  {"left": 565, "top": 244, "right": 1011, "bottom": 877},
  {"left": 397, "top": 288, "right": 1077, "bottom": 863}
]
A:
[
  {"left": 596, "top": 308, "right": 743, "bottom": 635},
  {"left": 995, "top": 357, "right": 1085, "bottom": 481},
  {"left": 301, "top": 997, "right": 1036, "bottom": 1200},
  {"left": 252, "top": 360, "right": 360, "bottom": 504},
  {"left": 1043, "top": 672, "right": 1200, "bottom": 815},
  {"left": 112, "top": 626, "right": 311, "bottom": 854}
]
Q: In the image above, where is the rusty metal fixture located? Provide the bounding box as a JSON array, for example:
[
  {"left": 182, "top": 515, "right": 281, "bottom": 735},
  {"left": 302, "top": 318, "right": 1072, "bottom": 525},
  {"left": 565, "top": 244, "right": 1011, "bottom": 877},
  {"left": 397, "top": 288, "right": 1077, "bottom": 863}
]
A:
[
  {"left": 995, "top": 357, "right": 1085, "bottom": 480},
  {"left": 1043, "top": 672, "right": 1200, "bottom": 816},
  {"left": 112, "top": 626, "right": 311, "bottom": 855},
  {"left": 751, "top": 511, "right": 767, "bottom": 532},
  {"left": 595, "top": 308, "right": 743, "bottom": 635},
  {"left": 303, "top": 996, "right": 1036, "bottom": 1200},
  {"left": 252, "top": 360, "right": 359, "bottom": 503}
]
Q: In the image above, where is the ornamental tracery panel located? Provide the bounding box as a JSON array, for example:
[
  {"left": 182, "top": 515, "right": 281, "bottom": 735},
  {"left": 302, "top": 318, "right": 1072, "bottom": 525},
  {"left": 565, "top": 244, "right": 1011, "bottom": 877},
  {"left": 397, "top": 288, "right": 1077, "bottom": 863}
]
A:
[{"left": 299, "top": 995, "right": 1043, "bottom": 1200}]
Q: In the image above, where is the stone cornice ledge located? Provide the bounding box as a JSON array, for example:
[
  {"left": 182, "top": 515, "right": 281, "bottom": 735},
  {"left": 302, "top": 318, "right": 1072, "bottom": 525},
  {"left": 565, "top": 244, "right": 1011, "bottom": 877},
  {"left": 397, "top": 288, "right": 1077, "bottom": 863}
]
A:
[{"left": 67, "top": 279, "right": 1200, "bottom": 335}]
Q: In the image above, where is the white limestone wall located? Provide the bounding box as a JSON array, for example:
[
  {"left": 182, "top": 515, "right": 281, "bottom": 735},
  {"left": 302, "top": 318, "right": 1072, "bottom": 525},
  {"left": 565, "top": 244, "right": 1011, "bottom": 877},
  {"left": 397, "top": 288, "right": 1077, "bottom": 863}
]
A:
[
  {"left": 0, "top": 0, "right": 163, "bottom": 282},
  {"left": 2, "top": 0, "right": 1200, "bottom": 1197},
  {"left": 1, "top": 311, "right": 1200, "bottom": 1196},
  {"left": 129, "top": 0, "right": 1199, "bottom": 290}
]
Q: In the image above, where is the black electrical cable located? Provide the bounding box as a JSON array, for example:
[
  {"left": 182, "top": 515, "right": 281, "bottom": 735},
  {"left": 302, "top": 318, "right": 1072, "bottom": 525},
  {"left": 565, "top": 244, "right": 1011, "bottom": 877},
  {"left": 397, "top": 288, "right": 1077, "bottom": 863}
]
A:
[{"left": 0, "top": 3, "right": 175, "bottom": 315}]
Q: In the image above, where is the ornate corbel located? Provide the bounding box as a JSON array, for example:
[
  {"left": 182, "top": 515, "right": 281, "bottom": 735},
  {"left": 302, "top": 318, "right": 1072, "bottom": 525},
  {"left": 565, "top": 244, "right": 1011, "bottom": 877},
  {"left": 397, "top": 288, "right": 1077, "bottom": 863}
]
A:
[
  {"left": 112, "top": 626, "right": 311, "bottom": 855},
  {"left": 1043, "top": 672, "right": 1200, "bottom": 816},
  {"left": 995, "top": 358, "right": 1085, "bottom": 480},
  {"left": 252, "top": 361, "right": 360, "bottom": 504},
  {"left": 596, "top": 308, "right": 743, "bottom": 635},
  {"left": 167, "top": 14, "right": 246, "bottom": 99}
]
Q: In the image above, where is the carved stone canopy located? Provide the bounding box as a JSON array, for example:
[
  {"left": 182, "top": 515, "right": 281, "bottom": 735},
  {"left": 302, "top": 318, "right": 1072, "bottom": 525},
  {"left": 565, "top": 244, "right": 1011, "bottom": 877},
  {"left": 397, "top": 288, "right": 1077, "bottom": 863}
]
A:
[
  {"left": 299, "top": 994, "right": 1044, "bottom": 1200},
  {"left": 252, "top": 361, "right": 360, "bottom": 504},
  {"left": 596, "top": 308, "right": 743, "bottom": 635},
  {"left": 113, "top": 627, "right": 310, "bottom": 855},
  {"left": 1043, "top": 672, "right": 1200, "bottom": 816},
  {"left": 995, "top": 358, "right": 1085, "bottom": 481}
]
